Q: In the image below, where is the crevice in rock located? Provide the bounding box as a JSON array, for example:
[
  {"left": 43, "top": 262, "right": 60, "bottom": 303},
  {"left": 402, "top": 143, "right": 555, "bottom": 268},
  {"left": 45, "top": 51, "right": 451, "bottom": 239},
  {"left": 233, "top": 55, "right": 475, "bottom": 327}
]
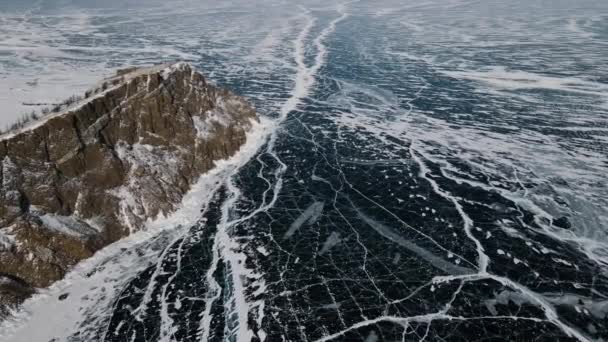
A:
[
  {"left": 71, "top": 116, "right": 86, "bottom": 151},
  {"left": 18, "top": 190, "right": 30, "bottom": 214}
]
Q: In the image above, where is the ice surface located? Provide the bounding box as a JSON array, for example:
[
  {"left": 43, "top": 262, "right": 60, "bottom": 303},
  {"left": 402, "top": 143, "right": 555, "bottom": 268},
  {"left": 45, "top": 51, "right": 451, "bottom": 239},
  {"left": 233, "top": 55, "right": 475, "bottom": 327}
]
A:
[{"left": 1, "top": 0, "right": 607, "bottom": 341}]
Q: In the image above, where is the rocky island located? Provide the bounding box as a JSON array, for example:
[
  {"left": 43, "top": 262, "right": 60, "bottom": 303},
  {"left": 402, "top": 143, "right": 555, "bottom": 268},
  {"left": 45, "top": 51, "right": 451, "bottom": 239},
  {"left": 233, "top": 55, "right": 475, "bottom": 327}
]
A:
[{"left": 0, "top": 63, "right": 257, "bottom": 315}]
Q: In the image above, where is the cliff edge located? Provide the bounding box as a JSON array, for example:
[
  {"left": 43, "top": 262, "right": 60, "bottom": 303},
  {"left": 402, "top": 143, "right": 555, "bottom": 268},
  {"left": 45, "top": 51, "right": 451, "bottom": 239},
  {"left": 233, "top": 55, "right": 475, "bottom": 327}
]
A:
[{"left": 0, "top": 63, "right": 257, "bottom": 314}]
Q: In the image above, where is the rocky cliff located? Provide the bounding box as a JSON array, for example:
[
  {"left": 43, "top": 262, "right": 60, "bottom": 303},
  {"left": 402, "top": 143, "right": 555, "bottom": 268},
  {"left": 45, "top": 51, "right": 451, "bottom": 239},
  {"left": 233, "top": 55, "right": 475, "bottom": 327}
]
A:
[{"left": 0, "top": 63, "right": 257, "bottom": 315}]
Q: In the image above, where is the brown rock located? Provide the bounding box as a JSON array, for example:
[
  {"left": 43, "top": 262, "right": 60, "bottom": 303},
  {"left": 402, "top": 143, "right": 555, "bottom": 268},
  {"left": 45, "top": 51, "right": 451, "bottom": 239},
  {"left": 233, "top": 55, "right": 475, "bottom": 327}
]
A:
[{"left": 0, "top": 63, "right": 257, "bottom": 314}]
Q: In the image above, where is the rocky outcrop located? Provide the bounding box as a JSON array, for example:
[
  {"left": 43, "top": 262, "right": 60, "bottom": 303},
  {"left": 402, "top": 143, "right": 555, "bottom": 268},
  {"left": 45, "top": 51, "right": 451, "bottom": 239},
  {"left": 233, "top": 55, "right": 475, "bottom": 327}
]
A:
[{"left": 0, "top": 63, "right": 257, "bottom": 313}]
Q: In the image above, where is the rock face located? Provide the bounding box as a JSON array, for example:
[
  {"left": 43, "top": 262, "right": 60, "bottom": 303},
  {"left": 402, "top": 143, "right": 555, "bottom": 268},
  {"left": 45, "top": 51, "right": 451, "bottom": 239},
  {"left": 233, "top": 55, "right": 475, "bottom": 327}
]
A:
[{"left": 0, "top": 63, "right": 257, "bottom": 314}]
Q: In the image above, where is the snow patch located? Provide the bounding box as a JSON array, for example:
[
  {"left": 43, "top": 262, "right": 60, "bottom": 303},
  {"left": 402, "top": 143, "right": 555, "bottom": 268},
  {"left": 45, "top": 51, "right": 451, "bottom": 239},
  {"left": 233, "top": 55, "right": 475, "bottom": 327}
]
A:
[{"left": 38, "top": 214, "right": 100, "bottom": 237}]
